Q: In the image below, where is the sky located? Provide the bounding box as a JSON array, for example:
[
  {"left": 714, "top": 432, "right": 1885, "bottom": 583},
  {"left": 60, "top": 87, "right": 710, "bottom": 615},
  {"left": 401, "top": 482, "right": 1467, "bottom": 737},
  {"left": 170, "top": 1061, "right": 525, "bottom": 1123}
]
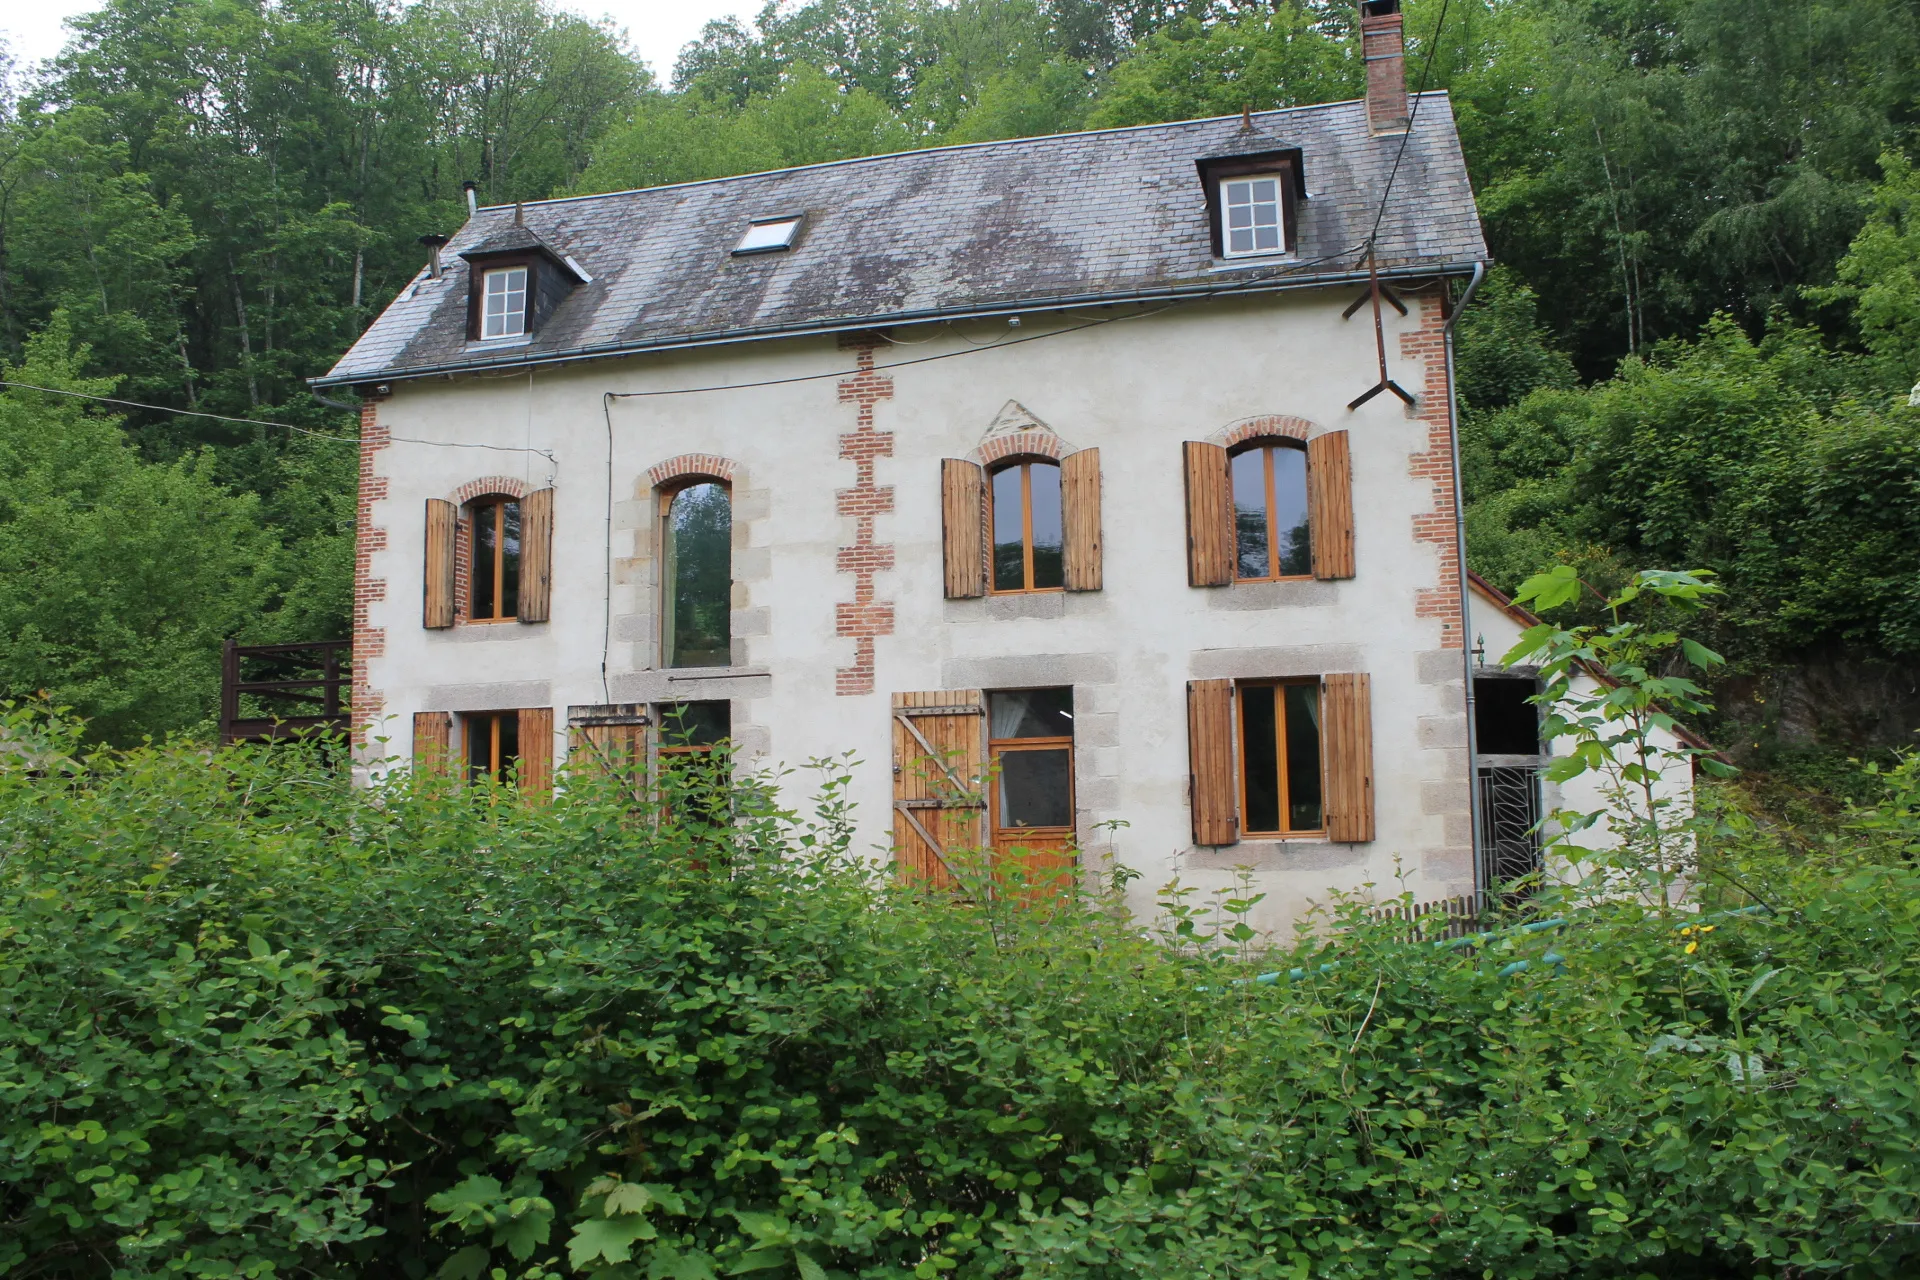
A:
[{"left": 2, "top": 0, "right": 758, "bottom": 85}]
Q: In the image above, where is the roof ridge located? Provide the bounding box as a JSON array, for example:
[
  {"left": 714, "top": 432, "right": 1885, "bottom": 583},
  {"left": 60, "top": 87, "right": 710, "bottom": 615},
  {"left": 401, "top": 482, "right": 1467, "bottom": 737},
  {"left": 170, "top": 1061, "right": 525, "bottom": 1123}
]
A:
[{"left": 482, "top": 91, "right": 1454, "bottom": 215}]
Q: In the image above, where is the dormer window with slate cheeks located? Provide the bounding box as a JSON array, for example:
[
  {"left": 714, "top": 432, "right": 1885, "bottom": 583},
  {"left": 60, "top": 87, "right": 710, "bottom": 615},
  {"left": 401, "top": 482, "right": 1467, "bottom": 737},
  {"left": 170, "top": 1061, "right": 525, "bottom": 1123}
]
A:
[
  {"left": 1196, "top": 148, "right": 1306, "bottom": 260},
  {"left": 458, "top": 220, "right": 590, "bottom": 344}
]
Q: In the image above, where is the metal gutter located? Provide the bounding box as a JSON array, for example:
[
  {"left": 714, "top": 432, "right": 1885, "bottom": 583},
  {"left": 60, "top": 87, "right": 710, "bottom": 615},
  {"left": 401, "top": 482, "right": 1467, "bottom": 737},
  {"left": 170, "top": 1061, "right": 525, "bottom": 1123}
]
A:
[
  {"left": 309, "top": 260, "right": 1482, "bottom": 390},
  {"left": 1442, "top": 260, "right": 1488, "bottom": 891}
]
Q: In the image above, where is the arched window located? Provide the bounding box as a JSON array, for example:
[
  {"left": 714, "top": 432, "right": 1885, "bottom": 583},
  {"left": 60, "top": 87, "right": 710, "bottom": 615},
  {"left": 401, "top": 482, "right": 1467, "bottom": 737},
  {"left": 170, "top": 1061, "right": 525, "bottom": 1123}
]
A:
[
  {"left": 661, "top": 480, "right": 732, "bottom": 668},
  {"left": 469, "top": 496, "right": 522, "bottom": 620},
  {"left": 989, "top": 459, "right": 1064, "bottom": 593},
  {"left": 1229, "top": 441, "right": 1311, "bottom": 581}
]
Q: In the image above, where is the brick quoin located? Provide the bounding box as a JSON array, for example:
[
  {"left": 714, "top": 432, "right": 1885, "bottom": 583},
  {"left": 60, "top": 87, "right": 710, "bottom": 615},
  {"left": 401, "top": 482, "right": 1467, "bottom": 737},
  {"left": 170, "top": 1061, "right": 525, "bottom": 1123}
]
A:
[
  {"left": 1404, "top": 294, "right": 1464, "bottom": 649},
  {"left": 352, "top": 398, "right": 391, "bottom": 747},
  {"left": 835, "top": 335, "right": 896, "bottom": 695}
]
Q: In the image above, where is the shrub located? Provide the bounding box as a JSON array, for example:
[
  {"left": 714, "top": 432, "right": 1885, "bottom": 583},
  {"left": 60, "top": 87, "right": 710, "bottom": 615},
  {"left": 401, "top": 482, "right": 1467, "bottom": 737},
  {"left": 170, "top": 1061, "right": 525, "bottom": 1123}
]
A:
[{"left": 1, "top": 702, "right": 1916, "bottom": 1278}]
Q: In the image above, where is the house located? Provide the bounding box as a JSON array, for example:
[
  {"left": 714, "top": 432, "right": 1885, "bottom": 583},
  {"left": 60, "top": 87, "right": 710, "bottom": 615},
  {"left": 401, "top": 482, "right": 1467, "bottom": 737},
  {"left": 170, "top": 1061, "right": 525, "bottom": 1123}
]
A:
[{"left": 315, "top": 4, "right": 1650, "bottom": 930}]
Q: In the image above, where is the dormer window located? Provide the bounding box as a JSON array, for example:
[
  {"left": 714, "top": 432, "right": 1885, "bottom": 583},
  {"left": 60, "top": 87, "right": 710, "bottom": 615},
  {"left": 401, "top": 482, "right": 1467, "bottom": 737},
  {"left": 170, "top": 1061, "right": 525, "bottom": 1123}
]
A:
[
  {"left": 1196, "top": 148, "right": 1304, "bottom": 261},
  {"left": 1222, "top": 175, "right": 1285, "bottom": 257},
  {"left": 481, "top": 267, "right": 528, "bottom": 339},
  {"left": 734, "top": 215, "right": 803, "bottom": 255}
]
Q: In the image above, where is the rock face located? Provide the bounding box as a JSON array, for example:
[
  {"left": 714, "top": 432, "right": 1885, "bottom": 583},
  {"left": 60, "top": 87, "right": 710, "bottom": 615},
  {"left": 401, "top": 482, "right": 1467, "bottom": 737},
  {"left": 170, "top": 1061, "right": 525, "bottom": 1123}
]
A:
[{"left": 1716, "top": 646, "right": 1920, "bottom": 754}]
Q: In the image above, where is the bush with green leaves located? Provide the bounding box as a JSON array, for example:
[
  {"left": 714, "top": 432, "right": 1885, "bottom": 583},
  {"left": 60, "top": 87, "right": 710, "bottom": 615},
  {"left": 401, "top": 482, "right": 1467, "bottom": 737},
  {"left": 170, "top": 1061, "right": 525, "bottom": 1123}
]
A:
[{"left": 2, "top": 699, "right": 1918, "bottom": 1279}]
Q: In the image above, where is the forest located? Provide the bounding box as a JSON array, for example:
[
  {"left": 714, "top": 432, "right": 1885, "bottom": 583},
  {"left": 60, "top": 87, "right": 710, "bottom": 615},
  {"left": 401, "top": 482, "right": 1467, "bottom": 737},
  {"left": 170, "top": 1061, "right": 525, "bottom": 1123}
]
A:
[{"left": 0, "top": 0, "right": 1917, "bottom": 756}]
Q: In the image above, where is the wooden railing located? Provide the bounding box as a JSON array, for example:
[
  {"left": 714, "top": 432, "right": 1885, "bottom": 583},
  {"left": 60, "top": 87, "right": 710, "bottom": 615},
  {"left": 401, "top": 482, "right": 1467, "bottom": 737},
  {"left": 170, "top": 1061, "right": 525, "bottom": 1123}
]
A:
[{"left": 219, "top": 640, "right": 350, "bottom": 745}]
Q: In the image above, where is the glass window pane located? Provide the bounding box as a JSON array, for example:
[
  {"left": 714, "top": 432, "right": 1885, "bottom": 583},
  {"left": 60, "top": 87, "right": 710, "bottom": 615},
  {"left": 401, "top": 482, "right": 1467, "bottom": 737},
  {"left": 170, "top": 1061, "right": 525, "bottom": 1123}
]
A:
[
  {"left": 991, "top": 465, "right": 1026, "bottom": 591},
  {"left": 998, "top": 747, "right": 1071, "bottom": 829},
  {"left": 1231, "top": 448, "right": 1270, "bottom": 579},
  {"left": 1228, "top": 229, "right": 1253, "bottom": 252},
  {"left": 1273, "top": 446, "right": 1311, "bottom": 576},
  {"left": 1229, "top": 205, "right": 1253, "bottom": 228},
  {"left": 1284, "top": 684, "right": 1322, "bottom": 830},
  {"left": 1029, "top": 463, "right": 1063, "bottom": 589},
  {"left": 660, "top": 700, "right": 730, "bottom": 747},
  {"left": 500, "top": 500, "right": 521, "bottom": 618},
  {"left": 499, "top": 711, "right": 520, "bottom": 783},
  {"left": 664, "top": 482, "right": 732, "bottom": 667},
  {"left": 1240, "top": 686, "right": 1280, "bottom": 833},
  {"left": 990, "top": 688, "right": 1073, "bottom": 739},
  {"left": 467, "top": 714, "right": 492, "bottom": 782},
  {"left": 473, "top": 504, "right": 497, "bottom": 618},
  {"left": 1226, "top": 181, "right": 1250, "bottom": 205},
  {"left": 1253, "top": 179, "right": 1277, "bottom": 202},
  {"left": 1254, "top": 204, "right": 1278, "bottom": 227},
  {"left": 1255, "top": 226, "right": 1281, "bottom": 250}
]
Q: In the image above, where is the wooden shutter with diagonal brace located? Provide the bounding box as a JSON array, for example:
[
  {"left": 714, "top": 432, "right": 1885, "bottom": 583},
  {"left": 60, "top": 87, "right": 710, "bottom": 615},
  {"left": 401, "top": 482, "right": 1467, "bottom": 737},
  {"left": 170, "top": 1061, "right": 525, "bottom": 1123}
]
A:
[
  {"left": 1308, "top": 431, "right": 1355, "bottom": 580},
  {"left": 1322, "top": 673, "right": 1375, "bottom": 842},
  {"left": 413, "top": 711, "right": 452, "bottom": 776},
  {"left": 1183, "top": 442, "right": 1233, "bottom": 587},
  {"left": 424, "top": 499, "right": 457, "bottom": 628},
  {"left": 519, "top": 487, "right": 554, "bottom": 622},
  {"left": 1187, "top": 679, "right": 1238, "bottom": 846},
  {"left": 892, "top": 690, "right": 986, "bottom": 887},
  {"left": 941, "top": 460, "right": 986, "bottom": 599},
  {"left": 566, "top": 704, "right": 649, "bottom": 803},
  {"left": 1062, "top": 447, "right": 1103, "bottom": 592}
]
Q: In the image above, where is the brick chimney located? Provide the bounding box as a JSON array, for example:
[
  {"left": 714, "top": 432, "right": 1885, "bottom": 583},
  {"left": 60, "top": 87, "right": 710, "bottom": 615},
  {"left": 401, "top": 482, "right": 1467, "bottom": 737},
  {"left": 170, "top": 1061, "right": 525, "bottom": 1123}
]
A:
[{"left": 1361, "top": 0, "right": 1410, "bottom": 135}]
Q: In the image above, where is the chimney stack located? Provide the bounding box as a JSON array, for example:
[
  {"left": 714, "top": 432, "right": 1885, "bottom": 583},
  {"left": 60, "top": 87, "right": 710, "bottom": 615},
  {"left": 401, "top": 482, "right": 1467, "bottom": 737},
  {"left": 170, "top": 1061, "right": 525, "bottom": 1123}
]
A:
[
  {"left": 514, "top": 201, "right": 525, "bottom": 227},
  {"left": 461, "top": 180, "right": 478, "bottom": 216},
  {"left": 419, "top": 233, "right": 448, "bottom": 279},
  {"left": 1360, "top": 0, "right": 1410, "bottom": 136}
]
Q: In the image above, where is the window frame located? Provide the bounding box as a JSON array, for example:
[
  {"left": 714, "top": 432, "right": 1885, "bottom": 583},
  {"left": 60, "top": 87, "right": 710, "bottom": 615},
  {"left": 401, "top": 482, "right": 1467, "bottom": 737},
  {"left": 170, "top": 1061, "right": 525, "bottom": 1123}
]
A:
[
  {"left": 1219, "top": 173, "right": 1287, "bottom": 259},
  {"left": 480, "top": 265, "right": 529, "bottom": 339},
  {"left": 986, "top": 457, "right": 1065, "bottom": 595},
  {"left": 653, "top": 700, "right": 732, "bottom": 827},
  {"left": 987, "top": 690, "right": 1076, "bottom": 841},
  {"left": 466, "top": 495, "right": 522, "bottom": 623},
  {"left": 1228, "top": 438, "right": 1314, "bottom": 584},
  {"left": 658, "top": 477, "right": 734, "bottom": 669},
  {"left": 463, "top": 710, "right": 520, "bottom": 785},
  {"left": 732, "top": 214, "right": 805, "bottom": 255},
  {"left": 1237, "top": 678, "right": 1326, "bottom": 838}
]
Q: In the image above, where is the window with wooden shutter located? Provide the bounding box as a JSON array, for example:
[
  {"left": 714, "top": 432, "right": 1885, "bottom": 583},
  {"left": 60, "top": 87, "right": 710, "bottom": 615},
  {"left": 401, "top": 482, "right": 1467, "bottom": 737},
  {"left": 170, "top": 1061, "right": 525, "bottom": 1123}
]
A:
[
  {"left": 1187, "top": 678, "right": 1238, "bottom": 845},
  {"left": 567, "top": 704, "right": 649, "bottom": 802},
  {"left": 1322, "top": 673, "right": 1375, "bottom": 842},
  {"left": 424, "top": 499, "right": 456, "bottom": 628},
  {"left": 941, "top": 460, "right": 985, "bottom": 599},
  {"left": 519, "top": 487, "right": 554, "bottom": 622},
  {"left": 1308, "top": 430, "right": 1355, "bottom": 580},
  {"left": 1183, "top": 442, "right": 1233, "bottom": 587},
  {"left": 1062, "top": 448, "right": 1102, "bottom": 592},
  {"left": 517, "top": 706, "right": 554, "bottom": 798},
  {"left": 892, "top": 690, "right": 986, "bottom": 886},
  {"left": 413, "top": 711, "right": 452, "bottom": 775}
]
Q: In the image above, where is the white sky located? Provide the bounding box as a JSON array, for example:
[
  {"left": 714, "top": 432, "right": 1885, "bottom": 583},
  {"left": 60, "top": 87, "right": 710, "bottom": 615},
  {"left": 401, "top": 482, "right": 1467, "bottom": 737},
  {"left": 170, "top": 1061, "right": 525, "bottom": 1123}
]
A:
[{"left": 3, "top": 0, "right": 758, "bottom": 86}]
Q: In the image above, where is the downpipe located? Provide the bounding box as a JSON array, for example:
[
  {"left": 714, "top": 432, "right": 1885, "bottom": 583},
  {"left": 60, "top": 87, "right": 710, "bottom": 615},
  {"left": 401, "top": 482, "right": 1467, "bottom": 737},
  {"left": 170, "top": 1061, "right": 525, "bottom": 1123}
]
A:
[{"left": 1443, "top": 262, "right": 1488, "bottom": 892}]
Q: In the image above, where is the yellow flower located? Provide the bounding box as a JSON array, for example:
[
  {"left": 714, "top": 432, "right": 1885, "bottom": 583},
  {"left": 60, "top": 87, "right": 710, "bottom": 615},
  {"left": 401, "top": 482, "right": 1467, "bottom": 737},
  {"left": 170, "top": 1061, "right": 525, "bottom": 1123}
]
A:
[{"left": 1684, "top": 941, "right": 1698, "bottom": 954}]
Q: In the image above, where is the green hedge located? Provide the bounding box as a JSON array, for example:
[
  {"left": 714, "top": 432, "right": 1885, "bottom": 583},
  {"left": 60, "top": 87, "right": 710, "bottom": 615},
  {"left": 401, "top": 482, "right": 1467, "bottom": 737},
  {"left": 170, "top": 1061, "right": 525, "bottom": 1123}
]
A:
[{"left": 1, "top": 704, "right": 1916, "bottom": 1279}]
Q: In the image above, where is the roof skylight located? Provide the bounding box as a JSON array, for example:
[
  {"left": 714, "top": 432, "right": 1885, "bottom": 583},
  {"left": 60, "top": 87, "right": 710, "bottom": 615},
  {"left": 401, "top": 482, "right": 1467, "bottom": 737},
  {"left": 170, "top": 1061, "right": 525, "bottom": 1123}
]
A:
[{"left": 734, "top": 216, "right": 803, "bottom": 255}]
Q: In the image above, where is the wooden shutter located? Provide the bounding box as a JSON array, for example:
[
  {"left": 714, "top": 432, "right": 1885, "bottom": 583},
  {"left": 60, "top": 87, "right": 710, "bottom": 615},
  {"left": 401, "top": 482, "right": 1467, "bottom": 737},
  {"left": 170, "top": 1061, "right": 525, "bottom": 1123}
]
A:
[
  {"left": 566, "top": 704, "right": 649, "bottom": 803},
  {"left": 1183, "top": 442, "right": 1233, "bottom": 587},
  {"left": 1062, "top": 447, "right": 1103, "bottom": 592},
  {"left": 892, "top": 690, "right": 986, "bottom": 887},
  {"left": 519, "top": 487, "right": 554, "bottom": 623},
  {"left": 413, "top": 711, "right": 452, "bottom": 776},
  {"left": 517, "top": 706, "right": 554, "bottom": 798},
  {"left": 1308, "top": 430, "right": 1356, "bottom": 580},
  {"left": 1187, "top": 679, "right": 1238, "bottom": 846},
  {"left": 1323, "top": 673, "right": 1375, "bottom": 842},
  {"left": 424, "top": 499, "right": 457, "bottom": 628},
  {"left": 941, "top": 460, "right": 985, "bottom": 599}
]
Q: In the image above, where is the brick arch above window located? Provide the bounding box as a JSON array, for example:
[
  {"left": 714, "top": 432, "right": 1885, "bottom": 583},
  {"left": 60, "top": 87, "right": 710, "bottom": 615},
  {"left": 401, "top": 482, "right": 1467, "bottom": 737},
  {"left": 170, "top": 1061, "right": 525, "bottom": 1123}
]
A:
[
  {"left": 1215, "top": 415, "right": 1319, "bottom": 450},
  {"left": 649, "top": 453, "right": 737, "bottom": 489},
  {"left": 451, "top": 475, "right": 533, "bottom": 505},
  {"left": 974, "top": 430, "right": 1078, "bottom": 466}
]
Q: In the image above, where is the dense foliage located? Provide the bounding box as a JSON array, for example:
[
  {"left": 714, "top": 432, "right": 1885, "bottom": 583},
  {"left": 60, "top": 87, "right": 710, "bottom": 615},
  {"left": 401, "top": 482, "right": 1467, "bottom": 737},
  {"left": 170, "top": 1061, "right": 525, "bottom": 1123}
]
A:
[
  {"left": 1, "top": 0, "right": 1918, "bottom": 743},
  {"left": 2, "top": 700, "right": 1918, "bottom": 1278}
]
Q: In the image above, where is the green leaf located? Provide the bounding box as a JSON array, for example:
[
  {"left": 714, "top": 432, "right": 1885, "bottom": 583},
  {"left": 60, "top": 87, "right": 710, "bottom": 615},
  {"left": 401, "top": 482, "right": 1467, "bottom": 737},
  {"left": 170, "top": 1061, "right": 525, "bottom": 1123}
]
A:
[
  {"left": 649, "top": 1248, "right": 720, "bottom": 1280},
  {"left": 496, "top": 1204, "right": 555, "bottom": 1261},
  {"left": 1679, "top": 638, "right": 1725, "bottom": 669},
  {"left": 247, "top": 932, "right": 270, "bottom": 959},
  {"left": 795, "top": 1251, "right": 828, "bottom": 1280},
  {"left": 604, "top": 1182, "right": 655, "bottom": 1216},
  {"left": 438, "top": 1246, "right": 491, "bottom": 1280},
  {"left": 568, "top": 1214, "right": 656, "bottom": 1268},
  {"left": 724, "top": 1249, "right": 790, "bottom": 1275},
  {"left": 1513, "top": 564, "right": 1583, "bottom": 612}
]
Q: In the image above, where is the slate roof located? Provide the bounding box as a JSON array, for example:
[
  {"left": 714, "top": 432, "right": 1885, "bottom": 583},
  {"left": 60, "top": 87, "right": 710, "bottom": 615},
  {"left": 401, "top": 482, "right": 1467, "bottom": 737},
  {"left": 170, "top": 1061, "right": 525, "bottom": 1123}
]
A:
[{"left": 316, "top": 93, "right": 1487, "bottom": 388}]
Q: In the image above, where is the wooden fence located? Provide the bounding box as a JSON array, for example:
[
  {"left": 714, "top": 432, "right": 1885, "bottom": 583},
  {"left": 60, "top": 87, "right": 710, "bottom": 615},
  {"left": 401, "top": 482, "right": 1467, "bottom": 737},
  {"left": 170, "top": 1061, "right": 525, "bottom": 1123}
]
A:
[{"left": 219, "top": 639, "right": 350, "bottom": 745}]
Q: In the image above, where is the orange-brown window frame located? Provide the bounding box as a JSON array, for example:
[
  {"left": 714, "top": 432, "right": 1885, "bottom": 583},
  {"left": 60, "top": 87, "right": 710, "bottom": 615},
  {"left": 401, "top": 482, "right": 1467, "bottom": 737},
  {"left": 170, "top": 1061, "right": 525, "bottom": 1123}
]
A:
[
  {"left": 987, "top": 459, "right": 1063, "bottom": 595},
  {"left": 1229, "top": 441, "right": 1312, "bottom": 584},
  {"left": 987, "top": 732, "right": 1076, "bottom": 841},
  {"left": 468, "top": 496, "right": 521, "bottom": 622},
  {"left": 464, "top": 710, "right": 518, "bottom": 784},
  {"left": 1238, "top": 678, "right": 1325, "bottom": 838}
]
